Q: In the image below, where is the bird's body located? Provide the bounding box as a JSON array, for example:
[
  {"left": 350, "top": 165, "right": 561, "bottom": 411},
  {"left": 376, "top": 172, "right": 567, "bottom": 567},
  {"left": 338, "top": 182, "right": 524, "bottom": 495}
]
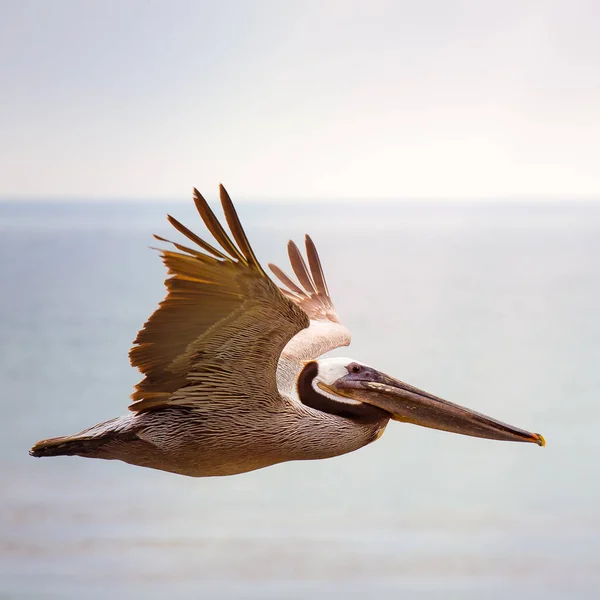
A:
[
  {"left": 48, "top": 403, "right": 386, "bottom": 478},
  {"left": 31, "top": 185, "right": 544, "bottom": 476}
]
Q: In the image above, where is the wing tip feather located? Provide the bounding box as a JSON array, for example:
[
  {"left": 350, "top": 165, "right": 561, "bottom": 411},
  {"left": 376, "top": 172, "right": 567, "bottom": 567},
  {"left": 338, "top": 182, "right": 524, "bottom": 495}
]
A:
[{"left": 219, "top": 185, "right": 263, "bottom": 272}]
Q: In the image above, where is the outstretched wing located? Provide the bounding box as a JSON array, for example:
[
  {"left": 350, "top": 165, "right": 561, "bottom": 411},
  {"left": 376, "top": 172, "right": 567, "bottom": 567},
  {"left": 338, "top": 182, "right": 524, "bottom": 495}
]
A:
[{"left": 128, "top": 185, "right": 309, "bottom": 413}]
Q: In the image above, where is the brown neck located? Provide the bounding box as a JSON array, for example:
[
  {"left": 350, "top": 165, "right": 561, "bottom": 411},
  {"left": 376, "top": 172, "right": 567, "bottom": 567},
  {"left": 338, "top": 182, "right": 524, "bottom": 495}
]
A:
[{"left": 297, "top": 361, "right": 387, "bottom": 424}]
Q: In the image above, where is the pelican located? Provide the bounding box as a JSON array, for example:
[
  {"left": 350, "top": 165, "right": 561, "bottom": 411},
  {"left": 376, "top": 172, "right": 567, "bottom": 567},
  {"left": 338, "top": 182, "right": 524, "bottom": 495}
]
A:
[{"left": 30, "top": 185, "right": 545, "bottom": 476}]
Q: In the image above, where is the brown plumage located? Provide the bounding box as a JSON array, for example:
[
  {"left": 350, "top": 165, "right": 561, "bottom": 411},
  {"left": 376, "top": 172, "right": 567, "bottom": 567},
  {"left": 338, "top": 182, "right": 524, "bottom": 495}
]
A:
[
  {"left": 30, "top": 185, "right": 545, "bottom": 477},
  {"left": 128, "top": 186, "right": 308, "bottom": 413}
]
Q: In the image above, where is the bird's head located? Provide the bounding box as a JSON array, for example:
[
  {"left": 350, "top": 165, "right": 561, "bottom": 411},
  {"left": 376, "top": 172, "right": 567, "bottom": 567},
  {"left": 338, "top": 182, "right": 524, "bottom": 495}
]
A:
[{"left": 299, "top": 357, "right": 545, "bottom": 446}]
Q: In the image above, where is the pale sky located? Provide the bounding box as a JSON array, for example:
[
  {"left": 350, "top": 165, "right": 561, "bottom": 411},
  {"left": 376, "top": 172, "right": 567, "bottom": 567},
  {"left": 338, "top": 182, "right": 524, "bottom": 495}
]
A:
[{"left": 1, "top": 0, "right": 599, "bottom": 200}]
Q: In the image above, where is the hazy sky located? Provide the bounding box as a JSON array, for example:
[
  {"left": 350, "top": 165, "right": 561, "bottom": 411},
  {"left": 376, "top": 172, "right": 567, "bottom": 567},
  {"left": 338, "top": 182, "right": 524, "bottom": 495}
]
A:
[{"left": 1, "top": 0, "right": 599, "bottom": 200}]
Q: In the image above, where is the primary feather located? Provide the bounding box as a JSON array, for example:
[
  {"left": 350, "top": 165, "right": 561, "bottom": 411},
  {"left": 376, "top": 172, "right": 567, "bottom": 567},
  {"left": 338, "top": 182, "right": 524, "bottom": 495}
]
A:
[{"left": 128, "top": 184, "right": 314, "bottom": 413}]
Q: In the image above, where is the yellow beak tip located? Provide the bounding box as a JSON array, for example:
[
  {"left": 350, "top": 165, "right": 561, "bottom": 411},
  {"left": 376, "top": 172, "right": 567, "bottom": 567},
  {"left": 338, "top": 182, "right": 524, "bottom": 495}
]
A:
[{"left": 534, "top": 433, "right": 546, "bottom": 447}]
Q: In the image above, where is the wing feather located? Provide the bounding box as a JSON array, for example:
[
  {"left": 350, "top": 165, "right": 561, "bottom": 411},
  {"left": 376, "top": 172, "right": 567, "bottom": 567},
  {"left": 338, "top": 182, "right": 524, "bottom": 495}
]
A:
[
  {"left": 153, "top": 235, "right": 218, "bottom": 261},
  {"left": 166, "top": 214, "right": 228, "bottom": 260},
  {"left": 268, "top": 263, "right": 305, "bottom": 297},
  {"left": 287, "top": 241, "right": 318, "bottom": 296},
  {"left": 269, "top": 236, "right": 343, "bottom": 326},
  {"left": 192, "top": 188, "right": 246, "bottom": 263},
  {"left": 305, "top": 234, "right": 329, "bottom": 298},
  {"left": 129, "top": 186, "right": 309, "bottom": 413},
  {"left": 219, "top": 184, "right": 263, "bottom": 272}
]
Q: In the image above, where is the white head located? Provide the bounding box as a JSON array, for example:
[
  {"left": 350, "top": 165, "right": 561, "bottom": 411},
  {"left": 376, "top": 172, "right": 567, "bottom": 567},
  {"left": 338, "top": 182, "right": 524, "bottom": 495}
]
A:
[
  {"left": 311, "top": 357, "right": 367, "bottom": 404},
  {"left": 313, "top": 357, "right": 366, "bottom": 385}
]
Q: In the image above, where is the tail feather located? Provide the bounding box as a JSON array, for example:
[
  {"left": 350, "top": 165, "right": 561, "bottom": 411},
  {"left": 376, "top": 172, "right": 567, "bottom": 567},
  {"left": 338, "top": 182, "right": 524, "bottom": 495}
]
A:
[
  {"left": 30, "top": 417, "right": 139, "bottom": 458},
  {"left": 29, "top": 435, "right": 107, "bottom": 458}
]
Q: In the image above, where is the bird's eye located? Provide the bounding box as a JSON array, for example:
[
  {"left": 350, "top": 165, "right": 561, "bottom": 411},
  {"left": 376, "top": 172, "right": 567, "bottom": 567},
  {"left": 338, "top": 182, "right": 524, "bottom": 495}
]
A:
[{"left": 350, "top": 364, "right": 362, "bottom": 374}]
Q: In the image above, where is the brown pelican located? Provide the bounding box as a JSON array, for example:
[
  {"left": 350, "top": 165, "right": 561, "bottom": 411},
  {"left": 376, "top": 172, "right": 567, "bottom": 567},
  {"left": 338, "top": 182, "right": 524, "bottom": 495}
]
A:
[{"left": 30, "top": 185, "right": 545, "bottom": 476}]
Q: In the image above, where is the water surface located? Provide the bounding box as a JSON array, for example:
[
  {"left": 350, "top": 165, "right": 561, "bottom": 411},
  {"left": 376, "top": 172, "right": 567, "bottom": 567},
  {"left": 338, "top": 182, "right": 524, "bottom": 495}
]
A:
[{"left": 1, "top": 199, "right": 599, "bottom": 599}]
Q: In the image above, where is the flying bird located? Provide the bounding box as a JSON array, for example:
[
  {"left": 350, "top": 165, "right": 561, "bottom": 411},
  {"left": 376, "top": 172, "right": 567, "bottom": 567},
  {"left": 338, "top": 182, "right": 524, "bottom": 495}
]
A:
[{"left": 30, "top": 186, "right": 545, "bottom": 476}]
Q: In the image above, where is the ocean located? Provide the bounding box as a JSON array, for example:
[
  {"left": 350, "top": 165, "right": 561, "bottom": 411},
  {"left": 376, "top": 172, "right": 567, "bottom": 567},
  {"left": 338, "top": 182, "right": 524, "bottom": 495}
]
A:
[{"left": 1, "top": 199, "right": 599, "bottom": 599}]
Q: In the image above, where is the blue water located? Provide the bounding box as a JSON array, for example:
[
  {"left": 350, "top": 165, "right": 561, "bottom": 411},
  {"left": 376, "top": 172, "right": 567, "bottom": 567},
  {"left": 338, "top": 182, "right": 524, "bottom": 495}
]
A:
[{"left": 1, "top": 199, "right": 599, "bottom": 599}]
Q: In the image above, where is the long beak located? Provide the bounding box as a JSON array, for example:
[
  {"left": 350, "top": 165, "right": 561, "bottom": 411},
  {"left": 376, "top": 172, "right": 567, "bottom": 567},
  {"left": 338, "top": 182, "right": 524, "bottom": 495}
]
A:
[{"left": 326, "top": 370, "right": 545, "bottom": 446}]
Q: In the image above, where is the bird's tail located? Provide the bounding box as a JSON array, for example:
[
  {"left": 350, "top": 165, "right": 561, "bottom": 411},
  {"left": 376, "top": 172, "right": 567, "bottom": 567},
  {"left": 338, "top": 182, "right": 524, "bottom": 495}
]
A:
[
  {"left": 29, "top": 417, "right": 135, "bottom": 458},
  {"left": 29, "top": 434, "right": 108, "bottom": 458}
]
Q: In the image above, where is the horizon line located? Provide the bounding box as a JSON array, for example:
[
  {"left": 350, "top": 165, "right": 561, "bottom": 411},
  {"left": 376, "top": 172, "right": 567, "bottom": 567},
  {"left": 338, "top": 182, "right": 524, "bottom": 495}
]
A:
[{"left": 1, "top": 193, "right": 600, "bottom": 204}]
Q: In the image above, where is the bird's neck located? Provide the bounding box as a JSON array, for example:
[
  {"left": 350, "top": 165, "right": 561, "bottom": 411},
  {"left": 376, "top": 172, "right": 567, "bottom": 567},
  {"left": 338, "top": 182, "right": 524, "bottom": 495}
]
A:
[{"left": 297, "top": 361, "right": 387, "bottom": 424}]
